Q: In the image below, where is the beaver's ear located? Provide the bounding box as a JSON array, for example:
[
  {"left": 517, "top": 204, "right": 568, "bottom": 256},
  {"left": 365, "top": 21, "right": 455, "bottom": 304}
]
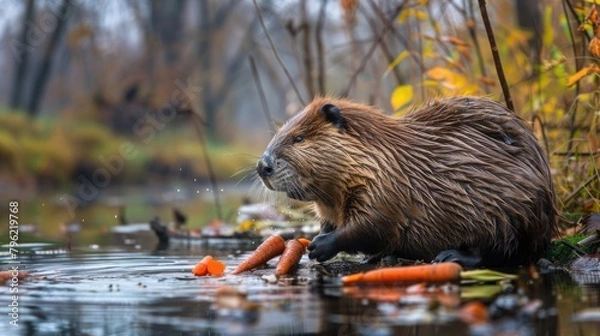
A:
[{"left": 320, "top": 104, "right": 346, "bottom": 130}]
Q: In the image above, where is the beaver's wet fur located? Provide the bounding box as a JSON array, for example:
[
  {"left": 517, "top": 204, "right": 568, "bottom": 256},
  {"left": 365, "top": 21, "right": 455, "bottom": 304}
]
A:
[{"left": 256, "top": 96, "right": 557, "bottom": 267}]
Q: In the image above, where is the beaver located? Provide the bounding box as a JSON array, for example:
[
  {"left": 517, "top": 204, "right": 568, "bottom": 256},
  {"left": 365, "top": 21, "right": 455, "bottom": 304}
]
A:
[{"left": 256, "top": 96, "right": 557, "bottom": 267}]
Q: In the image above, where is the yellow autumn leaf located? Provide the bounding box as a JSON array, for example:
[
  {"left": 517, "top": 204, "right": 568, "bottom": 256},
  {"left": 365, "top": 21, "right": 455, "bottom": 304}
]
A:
[
  {"left": 426, "top": 66, "right": 452, "bottom": 81},
  {"left": 425, "top": 67, "right": 477, "bottom": 94},
  {"left": 567, "top": 65, "right": 597, "bottom": 87},
  {"left": 390, "top": 85, "right": 414, "bottom": 110},
  {"left": 398, "top": 9, "right": 428, "bottom": 23},
  {"left": 384, "top": 51, "right": 409, "bottom": 77}
]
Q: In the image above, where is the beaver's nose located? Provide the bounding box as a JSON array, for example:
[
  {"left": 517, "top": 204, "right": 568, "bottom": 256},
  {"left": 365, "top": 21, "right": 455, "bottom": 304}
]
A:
[{"left": 257, "top": 153, "right": 275, "bottom": 177}]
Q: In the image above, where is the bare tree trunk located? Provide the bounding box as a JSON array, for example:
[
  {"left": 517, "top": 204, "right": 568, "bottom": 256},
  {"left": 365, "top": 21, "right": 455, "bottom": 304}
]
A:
[
  {"left": 315, "top": 0, "right": 328, "bottom": 95},
  {"left": 515, "top": 0, "right": 542, "bottom": 76},
  {"left": 197, "top": 0, "right": 244, "bottom": 142},
  {"left": 300, "top": 1, "right": 315, "bottom": 98},
  {"left": 26, "top": 0, "right": 74, "bottom": 117},
  {"left": 198, "top": 0, "right": 216, "bottom": 141},
  {"left": 149, "top": 0, "right": 186, "bottom": 65},
  {"left": 9, "top": 0, "right": 35, "bottom": 110}
]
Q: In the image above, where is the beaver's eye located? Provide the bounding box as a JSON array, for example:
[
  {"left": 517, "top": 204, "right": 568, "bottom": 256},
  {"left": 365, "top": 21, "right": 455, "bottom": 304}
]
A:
[{"left": 293, "top": 135, "right": 304, "bottom": 143}]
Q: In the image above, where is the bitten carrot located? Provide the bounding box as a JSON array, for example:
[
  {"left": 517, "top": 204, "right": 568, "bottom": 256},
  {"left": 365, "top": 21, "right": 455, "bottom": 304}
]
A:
[
  {"left": 342, "top": 262, "right": 463, "bottom": 285},
  {"left": 232, "top": 235, "right": 286, "bottom": 274},
  {"left": 192, "top": 255, "right": 226, "bottom": 276},
  {"left": 297, "top": 238, "right": 311, "bottom": 248},
  {"left": 275, "top": 239, "right": 306, "bottom": 276}
]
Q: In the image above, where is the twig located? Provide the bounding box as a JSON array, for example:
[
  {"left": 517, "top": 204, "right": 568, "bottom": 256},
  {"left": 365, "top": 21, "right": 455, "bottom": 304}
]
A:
[
  {"left": 315, "top": 0, "right": 328, "bottom": 95},
  {"left": 366, "top": 1, "right": 424, "bottom": 72},
  {"left": 477, "top": 0, "right": 514, "bottom": 112},
  {"left": 359, "top": 5, "right": 403, "bottom": 85},
  {"left": 342, "top": 2, "right": 406, "bottom": 97},
  {"left": 249, "top": 55, "right": 276, "bottom": 132},
  {"left": 561, "top": 0, "right": 584, "bottom": 157},
  {"left": 252, "top": 0, "right": 305, "bottom": 105},
  {"left": 188, "top": 112, "right": 223, "bottom": 221},
  {"left": 554, "top": 151, "right": 599, "bottom": 157},
  {"left": 561, "top": 240, "right": 586, "bottom": 255},
  {"left": 465, "top": 0, "right": 489, "bottom": 93},
  {"left": 563, "top": 172, "right": 599, "bottom": 205},
  {"left": 531, "top": 115, "right": 550, "bottom": 159}
]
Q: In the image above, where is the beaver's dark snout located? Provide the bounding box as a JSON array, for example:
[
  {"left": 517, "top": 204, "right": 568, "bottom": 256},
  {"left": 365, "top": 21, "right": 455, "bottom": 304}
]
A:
[{"left": 257, "top": 153, "right": 275, "bottom": 178}]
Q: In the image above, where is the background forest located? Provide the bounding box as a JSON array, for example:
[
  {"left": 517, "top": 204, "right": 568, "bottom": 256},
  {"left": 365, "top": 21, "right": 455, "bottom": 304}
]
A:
[{"left": 0, "top": 0, "right": 598, "bottom": 221}]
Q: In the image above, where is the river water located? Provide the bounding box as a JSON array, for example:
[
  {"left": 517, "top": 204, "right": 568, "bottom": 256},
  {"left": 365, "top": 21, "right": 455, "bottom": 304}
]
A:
[
  {"left": 1, "top": 188, "right": 600, "bottom": 335},
  {"left": 1, "top": 237, "right": 600, "bottom": 335}
]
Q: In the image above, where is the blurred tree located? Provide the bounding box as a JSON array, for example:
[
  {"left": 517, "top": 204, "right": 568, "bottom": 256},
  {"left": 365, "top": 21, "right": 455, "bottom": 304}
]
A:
[
  {"left": 26, "top": 0, "right": 74, "bottom": 117},
  {"left": 9, "top": 0, "right": 35, "bottom": 111},
  {"left": 149, "top": 0, "right": 187, "bottom": 65},
  {"left": 197, "top": 0, "right": 259, "bottom": 141},
  {"left": 514, "top": 0, "right": 543, "bottom": 76}
]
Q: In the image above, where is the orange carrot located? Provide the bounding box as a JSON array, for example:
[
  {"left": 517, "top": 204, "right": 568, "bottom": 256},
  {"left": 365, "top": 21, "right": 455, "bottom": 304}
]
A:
[
  {"left": 192, "top": 256, "right": 212, "bottom": 276},
  {"left": 459, "top": 301, "right": 488, "bottom": 325},
  {"left": 342, "top": 262, "right": 463, "bottom": 285},
  {"left": 207, "top": 258, "right": 226, "bottom": 276},
  {"left": 297, "top": 238, "right": 311, "bottom": 248},
  {"left": 192, "top": 255, "right": 226, "bottom": 276},
  {"left": 275, "top": 239, "right": 305, "bottom": 276},
  {"left": 232, "top": 235, "right": 286, "bottom": 274}
]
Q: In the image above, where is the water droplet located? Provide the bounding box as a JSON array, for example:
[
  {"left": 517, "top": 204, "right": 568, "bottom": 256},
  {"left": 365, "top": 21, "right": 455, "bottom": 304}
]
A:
[
  {"left": 206, "top": 188, "right": 210, "bottom": 192},
  {"left": 177, "top": 189, "right": 181, "bottom": 192}
]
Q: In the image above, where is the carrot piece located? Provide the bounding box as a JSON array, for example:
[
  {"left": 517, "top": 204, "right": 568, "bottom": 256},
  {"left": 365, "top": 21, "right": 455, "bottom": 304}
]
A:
[
  {"left": 342, "top": 262, "right": 463, "bottom": 285},
  {"left": 459, "top": 301, "right": 488, "bottom": 325},
  {"left": 232, "top": 235, "right": 286, "bottom": 274},
  {"left": 297, "top": 238, "right": 311, "bottom": 248},
  {"left": 192, "top": 255, "right": 227, "bottom": 276},
  {"left": 207, "top": 259, "right": 226, "bottom": 276},
  {"left": 192, "top": 255, "right": 213, "bottom": 276},
  {"left": 275, "top": 239, "right": 305, "bottom": 276}
]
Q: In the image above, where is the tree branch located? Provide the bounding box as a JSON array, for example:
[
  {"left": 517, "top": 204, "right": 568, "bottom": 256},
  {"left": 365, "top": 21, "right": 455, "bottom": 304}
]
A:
[
  {"left": 252, "top": 0, "right": 305, "bottom": 105},
  {"left": 342, "top": 2, "right": 406, "bottom": 97},
  {"left": 249, "top": 55, "right": 276, "bottom": 132},
  {"left": 477, "top": 0, "right": 514, "bottom": 111}
]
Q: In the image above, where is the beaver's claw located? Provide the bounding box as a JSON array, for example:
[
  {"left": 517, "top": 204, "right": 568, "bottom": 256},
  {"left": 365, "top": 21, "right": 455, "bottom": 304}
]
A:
[{"left": 307, "top": 231, "right": 339, "bottom": 262}]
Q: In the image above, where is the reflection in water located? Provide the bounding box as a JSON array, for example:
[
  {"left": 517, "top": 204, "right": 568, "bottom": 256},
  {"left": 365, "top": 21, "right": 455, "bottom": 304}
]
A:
[{"left": 2, "top": 238, "right": 594, "bottom": 336}]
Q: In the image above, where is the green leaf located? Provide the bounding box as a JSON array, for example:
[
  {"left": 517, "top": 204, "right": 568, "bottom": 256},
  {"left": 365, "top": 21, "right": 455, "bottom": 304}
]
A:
[
  {"left": 460, "top": 269, "right": 517, "bottom": 282},
  {"left": 461, "top": 284, "right": 503, "bottom": 300}
]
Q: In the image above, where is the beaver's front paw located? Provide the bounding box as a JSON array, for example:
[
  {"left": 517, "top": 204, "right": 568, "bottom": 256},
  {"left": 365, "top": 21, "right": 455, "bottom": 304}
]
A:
[
  {"left": 434, "top": 249, "right": 482, "bottom": 268},
  {"left": 307, "top": 232, "right": 339, "bottom": 262}
]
